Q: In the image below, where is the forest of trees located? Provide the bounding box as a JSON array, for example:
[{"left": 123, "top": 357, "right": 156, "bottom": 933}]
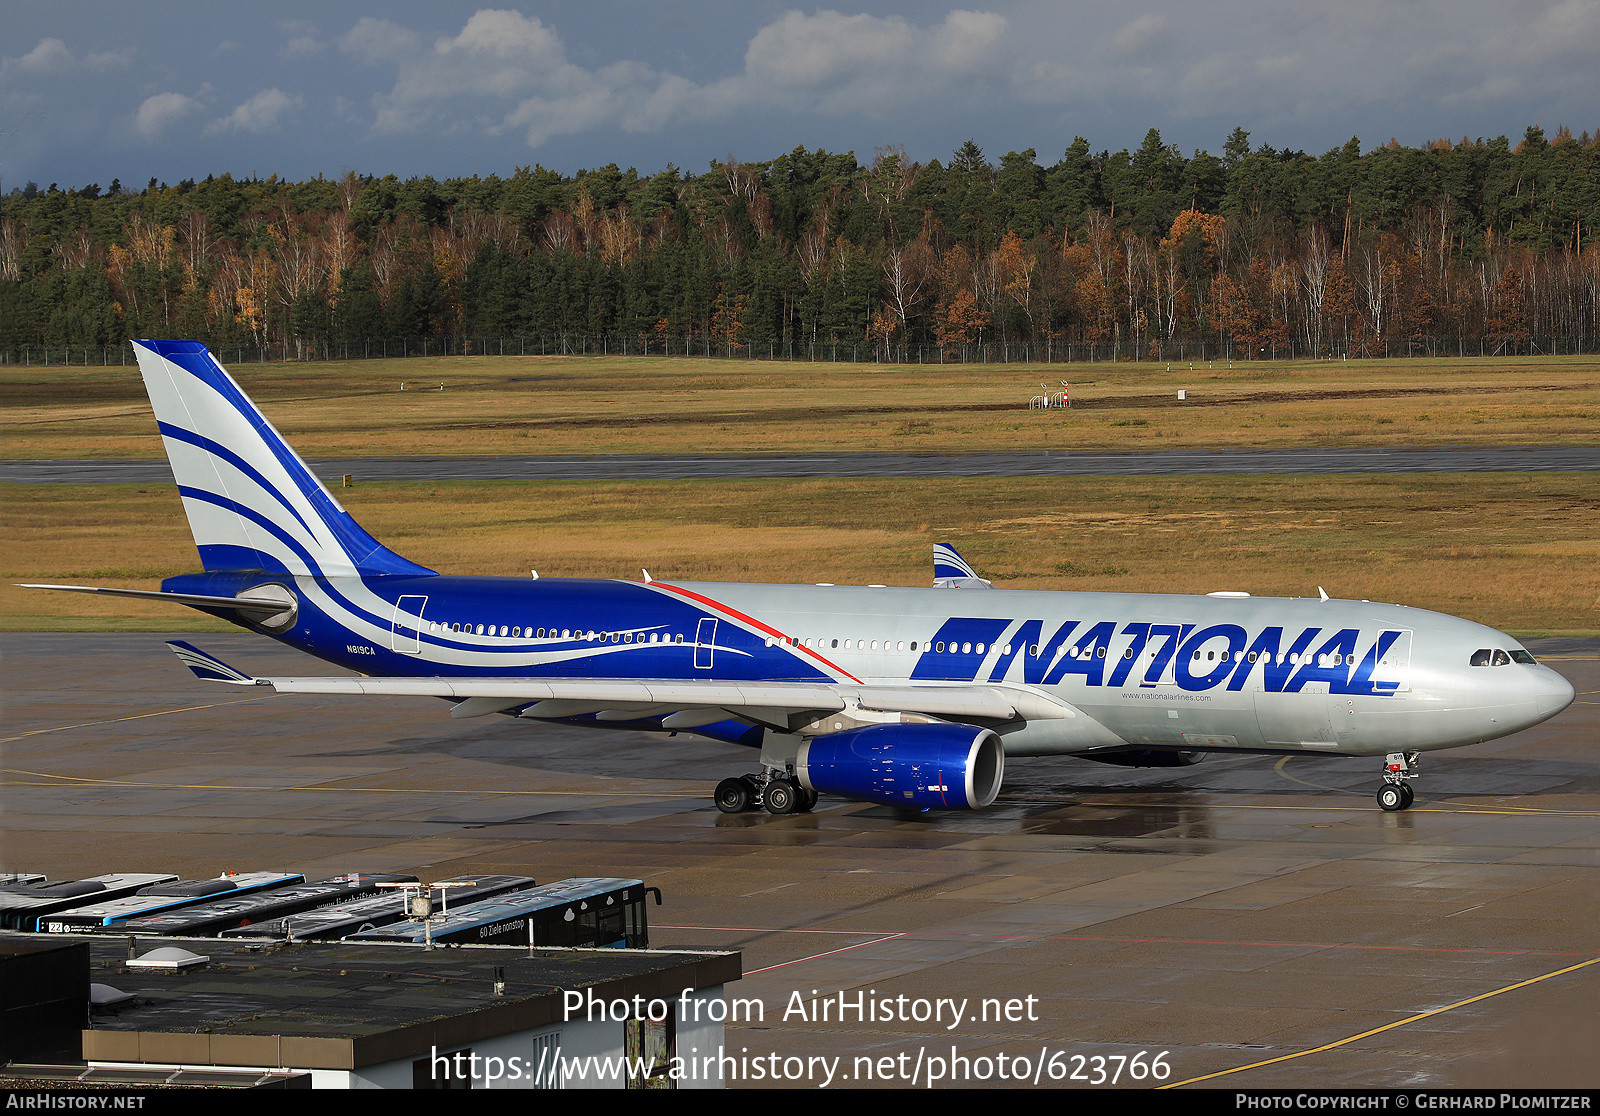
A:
[{"left": 2, "top": 125, "right": 1598, "bottom": 362}]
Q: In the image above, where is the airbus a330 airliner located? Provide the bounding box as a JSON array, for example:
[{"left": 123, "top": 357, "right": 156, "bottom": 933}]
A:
[{"left": 26, "top": 341, "right": 1575, "bottom": 815}]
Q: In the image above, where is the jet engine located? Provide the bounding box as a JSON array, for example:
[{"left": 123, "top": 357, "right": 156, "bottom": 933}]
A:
[{"left": 796, "top": 722, "right": 1005, "bottom": 810}]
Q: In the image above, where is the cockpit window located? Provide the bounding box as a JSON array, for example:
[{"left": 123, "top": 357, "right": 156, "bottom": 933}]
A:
[
  {"left": 1510, "top": 649, "right": 1538, "bottom": 665},
  {"left": 1492, "top": 649, "right": 1511, "bottom": 666},
  {"left": 1470, "top": 648, "right": 1492, "bottom": 666}
]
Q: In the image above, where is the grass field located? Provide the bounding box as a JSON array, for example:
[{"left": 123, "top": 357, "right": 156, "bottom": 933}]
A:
[
  {"left": 5, "top": 472, "right": 1596, "bottom": 637},
  {"left": 3, "top": 352, "right": 1599, "bottom": 459}
]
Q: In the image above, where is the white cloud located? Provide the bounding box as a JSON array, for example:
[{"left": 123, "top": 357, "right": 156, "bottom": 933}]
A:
[
  {"left": 1109, "top": 14, "right": 1171, "bottom": 56},
  {"left": 2, "top": 37, "right": 131, "bottom": 79},
  {"left": 338, "top": 17, "right": 421, "bottom": 65},
  {"left": 1008, "top": 0, "right": 1600, "bottom": 139},
  {"left": 204, "top": 88, "right": 302, "bottom": 136},
  {"left": 735, "top": 9, "right": 1008, "bottom": 112},
  {"left": 284, "top": 37, "right": 327, "bottom": 59},
  {"left": 134, "top": 92, "right": 202, "bottom": 138},
  {"left": 15, "top": 38, "right": 75, "bottom": 74},
  {"left": 344, "top": 7, "right": 1012, "bottom": 148}
]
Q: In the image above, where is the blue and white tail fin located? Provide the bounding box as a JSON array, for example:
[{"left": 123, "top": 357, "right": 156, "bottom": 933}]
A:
[
  {"left": 932, "top": 543, "right": 993, "bottom": 589},
  {"left": 133, "top": 341, "right": 434, "bottom": 578}
]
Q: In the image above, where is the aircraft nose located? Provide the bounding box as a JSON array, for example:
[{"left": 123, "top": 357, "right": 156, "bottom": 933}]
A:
[{"left": 1533, "top": 669, "right": 1576, "bottom": 719}]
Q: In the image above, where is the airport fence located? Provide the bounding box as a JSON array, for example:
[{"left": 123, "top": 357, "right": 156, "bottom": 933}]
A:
[{"left": 2, "top": 332, "right": 1595, "bottom": 369}]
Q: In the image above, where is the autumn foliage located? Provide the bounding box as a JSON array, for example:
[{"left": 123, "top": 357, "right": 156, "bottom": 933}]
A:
[{"left": 3, "top": 126, "right": 1598, "bottom": 357}]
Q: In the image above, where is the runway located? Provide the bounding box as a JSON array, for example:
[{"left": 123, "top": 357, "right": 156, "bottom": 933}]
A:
[
  {"left": 2, "top": 633, "right": 1594, "bottom": 1089},
  {"left": 4, "top": 444, "right": 1598, "bottom": 484}
]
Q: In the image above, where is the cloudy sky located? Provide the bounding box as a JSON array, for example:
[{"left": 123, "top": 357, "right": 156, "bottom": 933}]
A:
[{"left": 4, "top": 1, "right": 1597, "bottom": 189}]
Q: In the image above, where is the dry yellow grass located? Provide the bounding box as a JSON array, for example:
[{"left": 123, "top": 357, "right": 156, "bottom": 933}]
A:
[
  {"left": 3, "top": 353, "right": 1599, "bottom": 459},
  {"left": 5, "top": 473, "right": 1596, "bottom": 636}
]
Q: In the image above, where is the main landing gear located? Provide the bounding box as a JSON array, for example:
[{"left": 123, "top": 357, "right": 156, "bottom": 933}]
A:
[
  {"left": 715, "top": 770, "right": 818, "bottom": 816},
  {"left": 1376, "top": 751, "right": 1419, "bottom": 811}
]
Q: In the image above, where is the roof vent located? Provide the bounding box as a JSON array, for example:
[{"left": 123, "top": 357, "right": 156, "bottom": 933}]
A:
[
  {"left": 90, "top": 983, "right": 136, "bottom": 1008},
  {"left": 127, "top": 947, "right": 209, "bottom": 971}
]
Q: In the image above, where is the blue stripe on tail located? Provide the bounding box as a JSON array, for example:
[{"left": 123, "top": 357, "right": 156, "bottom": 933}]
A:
[{"left": 138, "top": 341, "right": 435, "bottom": 578}]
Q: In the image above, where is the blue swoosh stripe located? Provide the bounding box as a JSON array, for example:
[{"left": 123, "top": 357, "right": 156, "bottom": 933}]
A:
[
  {"left": 156, "top": 348, "right": 433, "bottom": 577},
  {"left": 159, "top": 422, "right": 317, "bottom": 537}
]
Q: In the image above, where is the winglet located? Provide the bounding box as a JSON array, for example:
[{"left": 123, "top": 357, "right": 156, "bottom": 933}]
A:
[
  {"left": 933, "top": 543, "right": 993, "bottom": 589},
  {"left": 1318, "top": 586, "right": 1329, "bottom": 602},
  {"left": 166, "top": 640, "right": 259, "bottom": 685}
]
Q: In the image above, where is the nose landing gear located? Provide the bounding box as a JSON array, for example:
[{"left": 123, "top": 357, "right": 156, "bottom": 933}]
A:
[
  {"left": 714, "top": 769, "right": 818, "bottom": 815},
  {"left": 1377, "top": 752, "right": 1419, "bottom": 811}
]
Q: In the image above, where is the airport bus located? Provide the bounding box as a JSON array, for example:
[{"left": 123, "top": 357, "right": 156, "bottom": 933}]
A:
[
  {"left": 43, "top": 873, "right": 304, "bottom": 933},
  {"left": 347, "top": 878, "right": 660, "bottom": 948},
  {"left": 116, "top": 873, "right": 418, "bottom": 936},
  {"left": 0, "top": 874, "right": 178, "bottom": 932},
  {"left": 219, "top": 874, "right": 536, "bottom": 940}
]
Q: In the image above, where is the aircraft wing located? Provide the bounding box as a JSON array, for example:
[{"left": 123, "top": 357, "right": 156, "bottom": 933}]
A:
[{"left": 166, "top": 642, "right": 1073, "bottom": 729}]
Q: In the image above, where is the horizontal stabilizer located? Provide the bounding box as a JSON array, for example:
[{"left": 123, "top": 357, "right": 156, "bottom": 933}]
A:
[
  {"left": 20, "top": 583, "right": 295, "bottom": 615},
  {"left": 166, "top": 640, "right": 260, "bottom": 685}
]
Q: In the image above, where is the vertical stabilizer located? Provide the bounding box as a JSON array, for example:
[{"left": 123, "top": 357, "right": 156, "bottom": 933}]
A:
[
  {"left": 132, "top": 341, "right": 434, "bottom": 578},
  {"left": 933, "top": 543, "right": 993, "bottom": 588}
]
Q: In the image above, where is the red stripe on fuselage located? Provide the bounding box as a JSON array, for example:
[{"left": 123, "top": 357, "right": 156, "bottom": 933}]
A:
[{"left": 649, "top": 582, "right": 864, "bottom": 684}]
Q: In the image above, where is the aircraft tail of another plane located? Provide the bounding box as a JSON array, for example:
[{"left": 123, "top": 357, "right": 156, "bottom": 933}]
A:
[
  {"left": 132, "top": 341, "right": 434, "bottom": 579},
  {"left": 933, "top": 543, "right": 993, "bottom": 589}
]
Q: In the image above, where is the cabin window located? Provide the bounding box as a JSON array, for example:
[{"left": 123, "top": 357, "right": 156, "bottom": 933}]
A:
[
  {"left": 960, "top": 642, "right": 970, "bottom": 654},
  {"left": 831, "top": 639, "right": 838, "bottom": 648},
  {"left": 1029, "top": 644, "right": 1038, "bottom": 656},
  {"left": 975, "top": 643, "right": 985, "bottom": 654},
  {"left": 1097, "top": 647, "right": 1106, "bottom": 658},
  {"left": 936, "top": 642, "right": 946, "bottom": 653},
  {"left": 1124, "top": 648, "right": 1134, "bottom": 659},
  {"left": 675, "top": 634, "right": 684, "bottom": 643}
]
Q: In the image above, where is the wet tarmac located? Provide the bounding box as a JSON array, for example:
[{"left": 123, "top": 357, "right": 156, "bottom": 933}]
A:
[
  {"left": 2, "top": 633, "right": 1595, "bottom": 1090},
  {"left": 4, "top": 444, "right": 1599, "bottom": 484}
]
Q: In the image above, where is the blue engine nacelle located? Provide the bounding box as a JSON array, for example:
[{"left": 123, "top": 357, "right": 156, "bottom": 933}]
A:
[{"left": 796, "top": 722, "right": 1005, "bottom": 810}]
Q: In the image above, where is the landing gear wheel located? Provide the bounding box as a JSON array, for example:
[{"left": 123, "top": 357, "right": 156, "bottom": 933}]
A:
[
  {"left": 1398, "top": 782, "right": 1414, "bottom": 809},
  {"left": 763, "top": 779, "right": 798, "bottom": 815},
  {"left": 1376, "top": 783, "right": 1409, "bottom": 812},
  {"left": 715, "top": 777, "right": 751, "bottom": 814},
  {"left": 797, "top": 787, "right": 818, "bottom": 813}
]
